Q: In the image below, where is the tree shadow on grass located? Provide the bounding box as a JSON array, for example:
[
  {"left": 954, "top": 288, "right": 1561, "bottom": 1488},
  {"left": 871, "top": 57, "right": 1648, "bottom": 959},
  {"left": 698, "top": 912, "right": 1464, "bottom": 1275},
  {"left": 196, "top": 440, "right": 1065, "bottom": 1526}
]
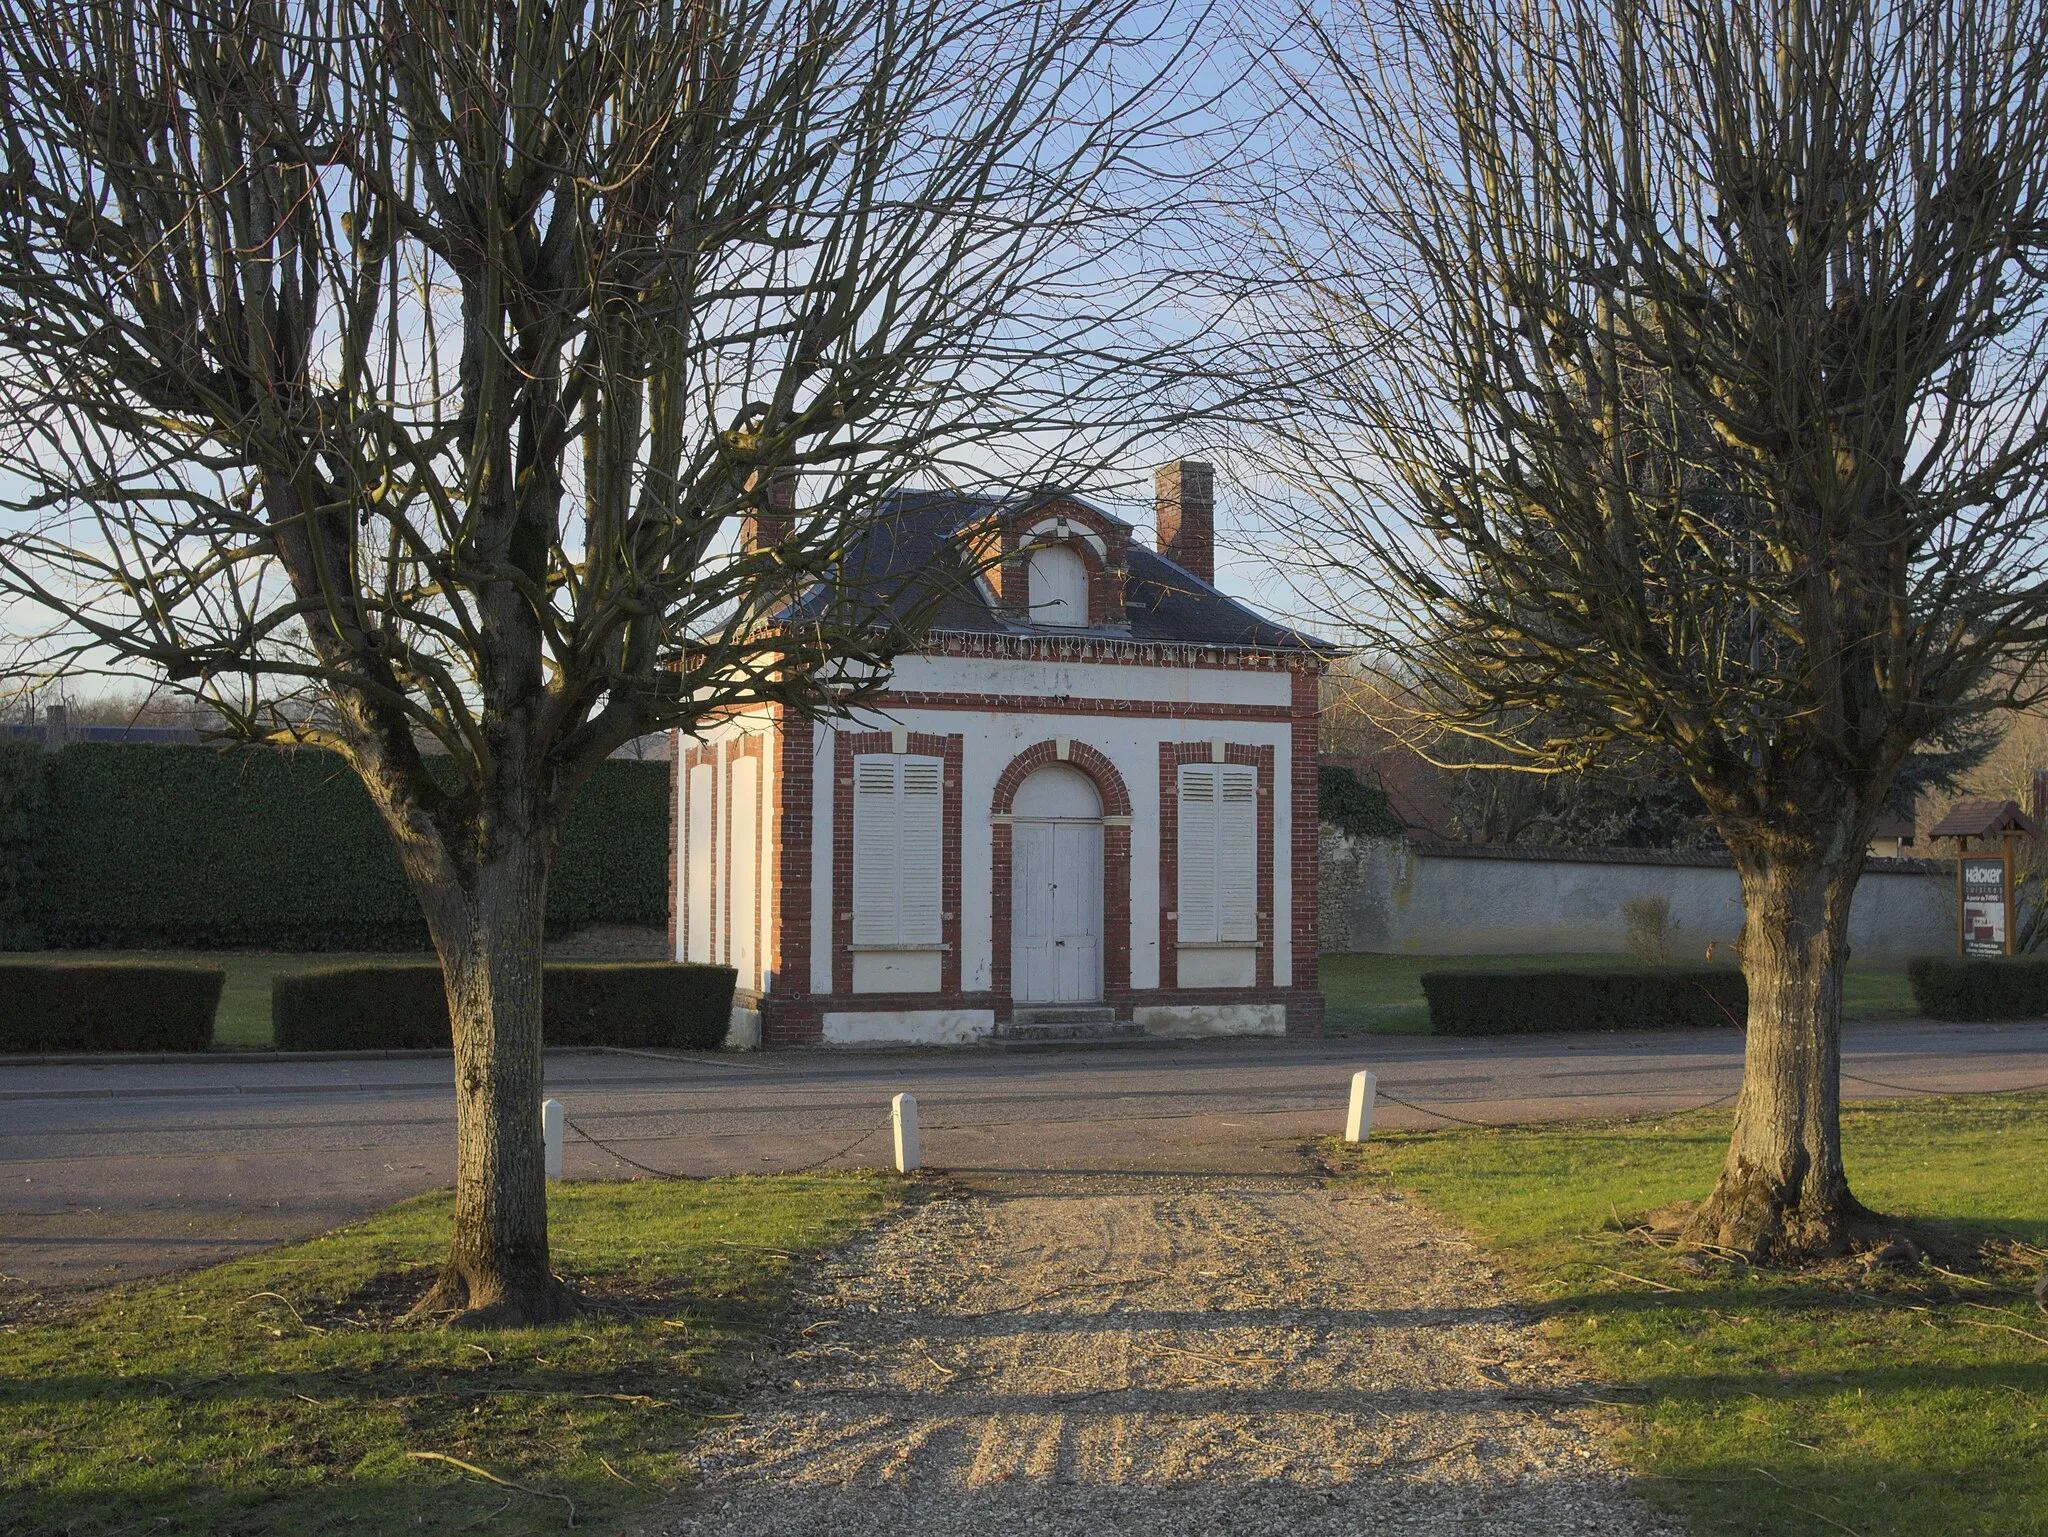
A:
[
  {"left": 1617, "top": 1361, "right": 2048, "bottom": 1537},
  {"left": 0, "top": 1265, "right": 779, "bottom": 1537}
]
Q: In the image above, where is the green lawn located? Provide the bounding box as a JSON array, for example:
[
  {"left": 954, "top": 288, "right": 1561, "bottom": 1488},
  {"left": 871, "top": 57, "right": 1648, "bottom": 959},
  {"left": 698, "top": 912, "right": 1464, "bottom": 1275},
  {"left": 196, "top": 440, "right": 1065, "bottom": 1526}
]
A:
[
  {"left": 1329, "top": 1094, "right": 2048, "bottom": 1537},
  {"left": 1320, "top": 950, "right": 1921, "bottom": 1033},
  {"left": 0, "top": 1172, "right": 902, "bottom": 1535}
]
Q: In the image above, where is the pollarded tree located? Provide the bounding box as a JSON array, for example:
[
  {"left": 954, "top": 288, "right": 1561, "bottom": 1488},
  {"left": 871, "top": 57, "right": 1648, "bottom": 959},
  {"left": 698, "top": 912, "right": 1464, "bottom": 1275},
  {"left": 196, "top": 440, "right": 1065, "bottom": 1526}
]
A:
[
  {"left": 0, "top": 0, "right": 1206, "bottom": 1322},
  {"left": 1238, "top": 0, "right": 2048, "bottom": 1257}
]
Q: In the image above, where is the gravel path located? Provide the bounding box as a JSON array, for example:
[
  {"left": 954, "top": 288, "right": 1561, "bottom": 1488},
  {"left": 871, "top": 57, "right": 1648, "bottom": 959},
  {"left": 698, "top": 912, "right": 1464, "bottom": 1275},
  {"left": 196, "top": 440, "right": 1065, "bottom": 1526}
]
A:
[{"left": 648, "top": 1172, "right": 1683, "bottom": 1537}]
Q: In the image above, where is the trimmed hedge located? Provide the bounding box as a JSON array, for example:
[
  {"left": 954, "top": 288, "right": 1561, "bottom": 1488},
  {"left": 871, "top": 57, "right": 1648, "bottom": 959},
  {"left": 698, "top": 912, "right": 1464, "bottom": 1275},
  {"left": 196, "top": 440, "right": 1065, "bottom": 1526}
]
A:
[
  {"left": 15, "top": 744, "right": 668, "bottom": 950},
  {"left": 0, "top": 961, "right": 223, "bottom": 1052},
  {"left": 0, "top": 742, "right": 41, "bottom": 949},
  {"left": 1421, "top": 967, "right": 1747, "bottom": 1035},
  {"left": 273, "top": 962, "right": 737, "bottom": 1051},
  {"left": 1907, "top": 957, "right": 2048, "bottom": 1021}
]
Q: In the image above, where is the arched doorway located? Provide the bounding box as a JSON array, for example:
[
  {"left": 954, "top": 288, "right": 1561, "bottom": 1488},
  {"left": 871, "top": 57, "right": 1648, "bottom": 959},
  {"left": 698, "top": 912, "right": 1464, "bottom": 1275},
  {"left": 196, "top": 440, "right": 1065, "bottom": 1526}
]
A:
[{"left": 1010, "top": 764, "right": 1103, "bottom": 1004}]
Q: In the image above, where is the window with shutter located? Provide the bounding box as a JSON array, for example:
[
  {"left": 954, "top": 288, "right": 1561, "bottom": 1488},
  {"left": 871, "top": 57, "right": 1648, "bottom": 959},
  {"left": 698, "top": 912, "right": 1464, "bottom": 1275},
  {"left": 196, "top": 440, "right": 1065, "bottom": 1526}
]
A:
[
  {"left": 1217, "top": 766, "right": 1258, "bottom": 941},
  {"left": 852, "top": 753, "right": 945, "bottom": 947},
  {"left": 898, "top": 759, "right": 944, "bottom": 944},
  {"left": 1178, "top": 762, "right": 1257, "bottom": 944},
  {"left": 1177, "top": 766, "right": 1217, "bottom": 942}
]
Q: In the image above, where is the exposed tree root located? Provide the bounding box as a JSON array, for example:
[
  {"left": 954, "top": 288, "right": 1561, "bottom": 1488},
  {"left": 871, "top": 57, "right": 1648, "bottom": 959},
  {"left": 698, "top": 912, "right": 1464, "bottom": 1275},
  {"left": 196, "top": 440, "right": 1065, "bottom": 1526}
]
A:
[
  {"left": 406, "top": 1263, "right": 581, "bottom": 1330},
  {"left": 1681, "top": 1157, "right": 1884, "bottom": 1264}
]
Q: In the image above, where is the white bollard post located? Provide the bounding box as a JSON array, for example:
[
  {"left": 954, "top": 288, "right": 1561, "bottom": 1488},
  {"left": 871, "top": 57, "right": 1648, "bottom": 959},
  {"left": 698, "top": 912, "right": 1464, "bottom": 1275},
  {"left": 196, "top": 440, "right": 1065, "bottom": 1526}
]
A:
[
  {"left": 1345, "top": 1070, "right": 1378, "bottom": 1144},
  {"left": 892, "top": 1092, "right": 920, "bottom": 1173},
  {"left": 542, "top": 1098, "right": 564, "bottom": 1180}
]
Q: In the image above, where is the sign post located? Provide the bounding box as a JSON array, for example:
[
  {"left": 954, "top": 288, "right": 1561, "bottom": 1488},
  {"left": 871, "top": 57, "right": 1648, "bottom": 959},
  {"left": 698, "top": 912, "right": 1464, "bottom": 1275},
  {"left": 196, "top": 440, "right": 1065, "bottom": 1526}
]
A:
[
  {"left": 1929, "top": 799, "right": 2041, "bottom": 960},
  {"left": 1959, "top": 852, "right": 2012, "bottom": 957}
]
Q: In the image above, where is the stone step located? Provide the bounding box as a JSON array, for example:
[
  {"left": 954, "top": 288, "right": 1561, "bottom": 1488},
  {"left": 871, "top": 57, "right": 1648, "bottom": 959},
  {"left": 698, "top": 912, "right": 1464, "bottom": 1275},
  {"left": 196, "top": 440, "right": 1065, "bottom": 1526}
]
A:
[
  {"left": 1008, "top": 1005, "right": 1119, "bottom": 1027},
  {"left": 993, "top": 1009, "right": 1148, "bottom": 1050}
]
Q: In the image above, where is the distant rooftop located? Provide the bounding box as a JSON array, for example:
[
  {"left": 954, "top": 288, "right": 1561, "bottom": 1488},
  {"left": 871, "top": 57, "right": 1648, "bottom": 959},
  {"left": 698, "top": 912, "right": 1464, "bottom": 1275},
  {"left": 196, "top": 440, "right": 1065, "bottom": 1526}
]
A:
[{"left": 1927, "top": 798, "right": 2042, "bottom": 840}]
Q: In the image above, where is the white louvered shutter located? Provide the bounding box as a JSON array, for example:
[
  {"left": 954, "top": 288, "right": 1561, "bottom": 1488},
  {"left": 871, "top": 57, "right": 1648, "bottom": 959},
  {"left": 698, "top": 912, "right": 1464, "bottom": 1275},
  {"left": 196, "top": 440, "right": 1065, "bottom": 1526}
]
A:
[
  {"left": 852, "top": 756, "right": 901, "bottom": 946},
  {"left": 1217, "top": 765, "right": 1259, "bottom": 942},
  {"left": 1177, "top": 765, "right": 1218, "bottom": 943},
  {"left": 853, "top": 753, "right": 944, "bottom": 947},
  {"left": 897, "top": 758, "right": 944, "bottom": 944}
]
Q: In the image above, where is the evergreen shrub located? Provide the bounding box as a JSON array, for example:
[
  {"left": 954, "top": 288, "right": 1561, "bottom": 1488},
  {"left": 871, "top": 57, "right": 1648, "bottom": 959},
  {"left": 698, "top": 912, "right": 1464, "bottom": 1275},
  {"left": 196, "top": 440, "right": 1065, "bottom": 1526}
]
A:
[
  {"left": 1907, "top": 957, "right": 2048, "bottom": 1021},
  {"left": 1317, "top": 764, "right": 1406, "bottom": 839},
  {"left": 1421, "top": 968, "right": 1746, "bottom": 1035},
  {"left": 20, "top": 744, "right": 667, "bottom": 949},
  {"left": 0, "top": 742, "right": 42, "bottom": 948},
  {"left": 0, "top": 961, "right": 222, "bottom": 1052},
  {"left": 273, "top": 962, "right": 737, "bottom": 1050}
]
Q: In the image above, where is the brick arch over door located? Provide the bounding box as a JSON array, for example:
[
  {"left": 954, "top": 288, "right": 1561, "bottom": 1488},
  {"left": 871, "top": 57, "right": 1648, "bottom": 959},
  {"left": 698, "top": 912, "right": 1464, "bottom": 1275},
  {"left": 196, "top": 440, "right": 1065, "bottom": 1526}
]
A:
[{"left": 989, "top": 740, "right": 1132, "bottom": 1013}]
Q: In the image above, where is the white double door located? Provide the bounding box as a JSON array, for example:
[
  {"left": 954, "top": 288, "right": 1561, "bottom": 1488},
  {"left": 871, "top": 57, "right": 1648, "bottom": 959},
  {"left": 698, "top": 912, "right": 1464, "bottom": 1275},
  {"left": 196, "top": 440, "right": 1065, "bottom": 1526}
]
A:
[{"left": 1012, "top": 820, "right": 1103, "bottom": 1004}]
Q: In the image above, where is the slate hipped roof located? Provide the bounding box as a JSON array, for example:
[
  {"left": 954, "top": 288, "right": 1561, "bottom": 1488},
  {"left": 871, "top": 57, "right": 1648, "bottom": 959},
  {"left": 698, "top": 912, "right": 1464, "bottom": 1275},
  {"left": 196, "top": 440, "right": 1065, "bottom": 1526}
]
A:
[{"left": 786, "top": 489, "right": 1332, "bottom": 653}]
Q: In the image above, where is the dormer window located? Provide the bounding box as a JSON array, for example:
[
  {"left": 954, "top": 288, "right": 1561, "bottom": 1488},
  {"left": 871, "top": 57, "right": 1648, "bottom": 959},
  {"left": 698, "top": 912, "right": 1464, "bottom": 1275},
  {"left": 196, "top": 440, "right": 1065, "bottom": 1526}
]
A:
[{"left": 1027, "top": 545, "right": 1089, "bottom": 626}]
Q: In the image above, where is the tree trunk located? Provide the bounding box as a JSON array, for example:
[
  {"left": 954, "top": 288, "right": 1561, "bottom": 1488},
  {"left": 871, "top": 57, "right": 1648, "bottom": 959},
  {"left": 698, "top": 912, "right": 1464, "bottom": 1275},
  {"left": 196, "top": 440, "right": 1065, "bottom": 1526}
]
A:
[
  {"left": 1684, "top": 851, "right": 1874, "bottom": 1260},
  {"left": 407, "top": 831, "right": 579, "bottom": 1327}
]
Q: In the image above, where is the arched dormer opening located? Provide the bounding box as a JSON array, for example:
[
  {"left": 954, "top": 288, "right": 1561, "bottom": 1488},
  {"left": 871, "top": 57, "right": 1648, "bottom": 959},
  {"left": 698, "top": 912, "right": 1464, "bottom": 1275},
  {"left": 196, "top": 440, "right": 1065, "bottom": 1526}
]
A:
[{"left": 1027, "top": 544, "right": 1090, "bottom": 626}]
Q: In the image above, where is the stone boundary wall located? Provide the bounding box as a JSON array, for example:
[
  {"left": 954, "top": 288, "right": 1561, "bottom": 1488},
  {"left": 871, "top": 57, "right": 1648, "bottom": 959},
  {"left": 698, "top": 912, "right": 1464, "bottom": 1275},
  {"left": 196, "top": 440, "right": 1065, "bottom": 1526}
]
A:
[{"left": 1319, "top": 831, "right": 1950, "bottom": 962}]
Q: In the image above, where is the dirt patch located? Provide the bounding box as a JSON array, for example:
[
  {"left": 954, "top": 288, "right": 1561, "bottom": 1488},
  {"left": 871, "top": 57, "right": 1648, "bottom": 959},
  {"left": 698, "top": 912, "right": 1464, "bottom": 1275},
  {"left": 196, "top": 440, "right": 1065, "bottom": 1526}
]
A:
[{"left": 649, "top": 1171, "right": 1683, "bottom": 1536}]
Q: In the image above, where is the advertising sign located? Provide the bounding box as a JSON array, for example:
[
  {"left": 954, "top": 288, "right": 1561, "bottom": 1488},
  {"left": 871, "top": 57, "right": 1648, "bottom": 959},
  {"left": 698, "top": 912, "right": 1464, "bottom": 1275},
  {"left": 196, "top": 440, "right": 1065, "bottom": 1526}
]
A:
[{"left": 1960, "top": 854, "right": 2011, "bottom": 957}]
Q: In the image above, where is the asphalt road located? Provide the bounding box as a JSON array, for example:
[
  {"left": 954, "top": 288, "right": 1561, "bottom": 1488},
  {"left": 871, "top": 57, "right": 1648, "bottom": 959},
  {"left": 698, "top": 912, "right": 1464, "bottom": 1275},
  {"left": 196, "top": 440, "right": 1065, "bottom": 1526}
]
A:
[{"left": 4, "top": 1019, "right": 2046, "bottom": 1298}]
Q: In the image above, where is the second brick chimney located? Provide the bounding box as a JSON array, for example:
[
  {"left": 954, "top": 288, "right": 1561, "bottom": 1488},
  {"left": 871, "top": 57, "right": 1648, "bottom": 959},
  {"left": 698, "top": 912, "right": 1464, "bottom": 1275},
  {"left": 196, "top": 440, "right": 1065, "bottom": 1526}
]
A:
[
  {"left": 1154, "top": 459, "right": 1214, "bottom": 584},
  {"left": 742, "top": 467, "right": 799, "bottom": 553}
]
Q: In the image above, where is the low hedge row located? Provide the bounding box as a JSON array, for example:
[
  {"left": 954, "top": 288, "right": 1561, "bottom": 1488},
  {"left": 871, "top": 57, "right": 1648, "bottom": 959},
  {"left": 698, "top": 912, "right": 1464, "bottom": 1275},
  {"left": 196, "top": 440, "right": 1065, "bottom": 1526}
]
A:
[
  {"left": 1420, "top": 968, "right": 1747, "bottom": 1035},
  {"left": 0, "top": 962, "right": 223, "bottom": 1052},
  {"left": 273, "top": 962, "right": 738, "bottom": 1051},
  {"left": 1907, "top": 957, "right": 2048, "bottom": 1021}
]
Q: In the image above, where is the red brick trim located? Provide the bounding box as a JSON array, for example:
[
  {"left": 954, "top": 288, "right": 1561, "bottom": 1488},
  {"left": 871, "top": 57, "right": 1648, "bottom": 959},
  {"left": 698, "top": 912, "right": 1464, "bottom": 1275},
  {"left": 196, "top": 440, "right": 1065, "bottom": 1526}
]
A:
[
  {"left": 988, "top": 739, "right": 1133, "bottom": 1015},
  {"left": 990, "top": 738, "right": 1134, "bottom": 817},
  {"left": 765, "top": 711, "right": 819, "bottom": 1048},
  {"left": 829, "top": 730, "right": 965, "bottom": 1000},
  {"left": 872, "top": 691, "right": 1291, "bottom": 721},
  {"left": 917, "top": 632, "right": 1321, "bottom": 670},
  {"left": 667, "top": 731, "right": 681, "bottom": 959},
  {"left": 1290, "top": 668, "right": 1321, "bottom": 1027},
  {"left": 1157, "top": 741, "right": 1275, "bottom": 992},
  {"left": 977, "top": 496, "right": 1131, "bottom": 626}
]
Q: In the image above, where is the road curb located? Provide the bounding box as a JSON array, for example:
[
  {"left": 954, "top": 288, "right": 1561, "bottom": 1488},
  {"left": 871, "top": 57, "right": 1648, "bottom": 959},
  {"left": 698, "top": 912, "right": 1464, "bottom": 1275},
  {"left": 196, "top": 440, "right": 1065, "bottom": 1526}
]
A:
[{"left": 0, "top": 1045, "right": 746, "bottom": 1068}]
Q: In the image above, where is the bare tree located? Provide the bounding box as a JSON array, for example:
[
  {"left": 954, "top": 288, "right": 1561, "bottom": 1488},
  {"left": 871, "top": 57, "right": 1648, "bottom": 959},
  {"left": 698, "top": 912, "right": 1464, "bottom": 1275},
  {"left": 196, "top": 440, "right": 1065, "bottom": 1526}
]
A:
[
  {"left": 0, "top": 0, "right": 1204, "bottom": 1322},
  {"left": 1236, "top": 0, "right": 2048, "bottom": 1257}
]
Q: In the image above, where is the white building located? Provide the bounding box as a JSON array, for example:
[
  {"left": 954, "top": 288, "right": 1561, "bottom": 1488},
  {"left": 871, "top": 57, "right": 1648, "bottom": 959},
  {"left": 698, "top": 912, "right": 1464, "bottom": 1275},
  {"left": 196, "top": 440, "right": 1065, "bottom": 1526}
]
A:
[{"left": 671, "top": 461, "right": 1329, "bottom": 1048}]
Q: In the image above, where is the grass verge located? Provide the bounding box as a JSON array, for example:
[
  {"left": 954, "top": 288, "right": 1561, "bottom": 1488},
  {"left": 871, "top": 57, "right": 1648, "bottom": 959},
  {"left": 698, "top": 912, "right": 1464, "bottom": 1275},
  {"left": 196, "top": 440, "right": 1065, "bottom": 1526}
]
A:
[
  {"left": 0, "top": 1172, "right": 902, "bottom": 1535},
  {"left": 1325, "top": 1094, "right": 2048, "bottom": 1536},
  {"left": 1319, "top": 950, "right": 1919, "bottom": 1033}
]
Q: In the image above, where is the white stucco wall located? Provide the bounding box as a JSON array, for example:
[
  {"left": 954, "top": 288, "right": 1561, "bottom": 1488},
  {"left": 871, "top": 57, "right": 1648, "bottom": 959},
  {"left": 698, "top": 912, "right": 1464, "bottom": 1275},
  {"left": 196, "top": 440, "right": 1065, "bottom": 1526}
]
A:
[
  {"left": 1321, "top": 834, "right": 1950, "bottom": 962},
  {"left": 675, "top": 711, "right": 779, "bottom": 994},
  {"left": 815, "top": 655, "right": 1302, "bottom": 1000},
  {"left": 887, "top": 653, "right": 1295, "bottom": 708}
]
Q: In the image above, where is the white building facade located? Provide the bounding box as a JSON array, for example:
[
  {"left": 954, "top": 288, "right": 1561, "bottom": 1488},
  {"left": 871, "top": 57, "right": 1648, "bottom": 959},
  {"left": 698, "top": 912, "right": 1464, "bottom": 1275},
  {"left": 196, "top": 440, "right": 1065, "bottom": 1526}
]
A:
[{"left": 671, "top": 463, "right": 1327, "bottom": 1048}]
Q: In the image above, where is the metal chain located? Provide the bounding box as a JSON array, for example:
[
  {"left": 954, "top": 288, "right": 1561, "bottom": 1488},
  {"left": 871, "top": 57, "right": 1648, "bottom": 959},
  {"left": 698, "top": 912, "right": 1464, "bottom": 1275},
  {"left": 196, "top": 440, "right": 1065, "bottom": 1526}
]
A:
[
  {"left": 564, "top": 1112, "right": 896, "bottom": 1179},
  {"left": 785, "top": 1114, "right": 895, "bottom": 1174},
  {"left": 564, "top": 1117, "right": 701, "bottom": 1180},
  {"left": 565, "top": 1075, "right": 2032, "bottom": 1176}
]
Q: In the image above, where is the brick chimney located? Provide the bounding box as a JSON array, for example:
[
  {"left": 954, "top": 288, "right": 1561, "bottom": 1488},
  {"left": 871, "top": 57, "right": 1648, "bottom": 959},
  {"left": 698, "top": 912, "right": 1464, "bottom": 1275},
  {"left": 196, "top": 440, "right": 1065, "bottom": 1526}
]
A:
[
  {"left": 1155, "top": 459, "right": 1214, "bottom": 584},
  {"left": 741, "top": 467, "right": 799, "bottom": 554}
]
